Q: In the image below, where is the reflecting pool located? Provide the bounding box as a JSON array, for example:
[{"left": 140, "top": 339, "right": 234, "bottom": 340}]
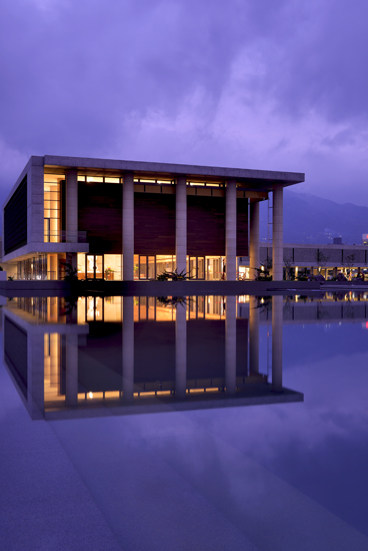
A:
[{"left": 1, "top": 294, "right": 368, "bottom": 550}]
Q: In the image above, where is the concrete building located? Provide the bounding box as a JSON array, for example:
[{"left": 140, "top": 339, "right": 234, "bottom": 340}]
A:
[
  {"left": 239, "top": 243, "right": 368, "bottom": 280},
  {"left": 1, "top": 155, "right": 304, "bottom": 281}
]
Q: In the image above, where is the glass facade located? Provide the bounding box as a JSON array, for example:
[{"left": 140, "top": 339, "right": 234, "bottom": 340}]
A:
[
  {"left": 132, "top": 255, "right": 225, "bottom": 281},
  {"left": 155, "top": 255, "right": 175, "bottom": 278},
  {"left": 66, "top": 253, "right": 226, "bottom": 281},
  {"left": 44, "top": 175, "right": 63, "bottom": 243},
  {"left": 77, "top": 253, "right": 122, "bottom": 280},
  {"left": 16, "top": 254, "right": 63, "bottom": 281},
  {"left": 17, "top": 255, "right": 48, "bottom": 280}
]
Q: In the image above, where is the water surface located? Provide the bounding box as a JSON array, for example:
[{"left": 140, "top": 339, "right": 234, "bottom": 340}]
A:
[{"left": 1, "top": 294, "right": 368, "bottom": 550}]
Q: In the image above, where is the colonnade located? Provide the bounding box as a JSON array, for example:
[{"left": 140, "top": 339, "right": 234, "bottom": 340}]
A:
[{"left": 64, "top": 172, "right": 285, "bottom": 281}]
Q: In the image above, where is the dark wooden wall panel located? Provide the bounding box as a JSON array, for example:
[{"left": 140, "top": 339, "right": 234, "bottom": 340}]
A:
[
  {"left": 77, "top": 185, "right": 248, "bottom": 257},
  {"left": 187, "top": 196, "right": 249, "bottom": 256},
  {"left": 134, "top": 193, "right": 176, "bottom": 255},
  {"left": 78, "top": 182, "right": 122, "bottom": 254},
  {"left": 187, "top": 196, "right": 226, "bottom": 256},
  {"left": 237, "top": 198, "right": 249, "bottom": 256}
]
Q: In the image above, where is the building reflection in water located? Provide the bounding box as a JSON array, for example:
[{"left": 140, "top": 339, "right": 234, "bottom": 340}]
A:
[{"left": 2, "top": 295, "right": 309, "bottom": 420}]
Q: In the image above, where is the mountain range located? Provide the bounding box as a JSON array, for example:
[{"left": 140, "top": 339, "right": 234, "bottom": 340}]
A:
[{"left": 260, "top": 190, "right": 368, "bottom": 245}]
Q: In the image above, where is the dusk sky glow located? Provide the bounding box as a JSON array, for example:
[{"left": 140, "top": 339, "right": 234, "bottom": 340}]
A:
[{"left": 1, "top": 0, "right": 368, "bottom": 205}]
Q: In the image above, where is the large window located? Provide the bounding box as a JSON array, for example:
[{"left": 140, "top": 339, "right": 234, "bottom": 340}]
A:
[
  {"left": 155, "top": 255, "right": 175, "bottom": 278},
  {"left": 189, "top": 257, "right": 205, "bottom": 279},
  {"left": 44, "top": 175, "right": 63, "bottom": 242},
  {"left": 17, "top": 255, "right": 47, "bottom": 280},
  {"left": 133, "top": 255, "right": 224, "bottom": 280},
  {"left": 206, "top": 257, "right": 224, "bottom": 280},
  {"left": 138, "top": 255, "right": 156, "bottom": 279},
  {"left": 104, "top": 255, "right": 122, "bottom": 280},
  {"left": 77, "top": 253, "right": 122, "bottom": 280}
]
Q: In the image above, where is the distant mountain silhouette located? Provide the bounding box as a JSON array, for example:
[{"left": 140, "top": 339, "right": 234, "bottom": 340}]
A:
[{"left": 260, "top": 190, "right": 368, "bottom": 245}]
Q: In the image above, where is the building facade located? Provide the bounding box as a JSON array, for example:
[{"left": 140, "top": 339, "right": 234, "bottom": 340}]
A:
[
  {"left": 1, "top": 156, "right": 304, "bottom": 281},
  {"left": 238, "top": 243, "right": 368, "bottom": 280}
]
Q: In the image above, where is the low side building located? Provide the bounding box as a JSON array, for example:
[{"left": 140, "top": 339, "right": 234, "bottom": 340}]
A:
[
  {"left": 239, "top": 243, "right": 368, "bottom": 279},
  {"left": 1, "top": 155, "right": 304, "bottom": 281}
]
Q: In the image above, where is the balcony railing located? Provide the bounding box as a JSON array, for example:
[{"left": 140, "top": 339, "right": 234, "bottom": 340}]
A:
[{"left": 44, "top": 231, "right": 87, "bottom": 243}]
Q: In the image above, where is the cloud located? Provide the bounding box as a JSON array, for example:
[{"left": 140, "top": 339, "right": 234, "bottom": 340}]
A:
[{"left": 1, "top": 0, "right": 368, "bottom": 204}]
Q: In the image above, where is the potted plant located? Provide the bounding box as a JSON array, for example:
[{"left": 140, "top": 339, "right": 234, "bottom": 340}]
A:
[{"left": 105, "top": 267, "right": 114, "bottom": 280}]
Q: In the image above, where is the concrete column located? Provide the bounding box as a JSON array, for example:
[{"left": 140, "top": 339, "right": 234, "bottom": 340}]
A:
[
  {"left": 27, "top": 156, "right": 44, "bottom": 244},
  {"left": 226, "top": 180, "right": 237, "bottom": 280},
  {"left": 175, "top": 176, "right": 187, "bottom": 274},
  {"left": 27, "top": 331, "right": 45, "bottom": 419},
  {"left": 272, "top": 295, "right": 283, "bottom": 391},
  {"left": 65, "top": 334, "right": 78, "bottom": 407},
  {"left": 249, "top": 295, "right": 259, "bottom": 375},
  {"left": 225, "top": 295, "right": 237, "bottom": 393},
  {"left": 249, "top": 201, "right": 260, "bottom": 280},
  {"left": 66, "top": 169, "right": 78, "bottom": 242},
  {"left": 122, "top": 172, "right": 134, "bottom": 281},
  {"left": 122, "top": 296, "right": 134, "bottom": 401},
  {"left": 175, "top": 303, "right": 187, "bottom": 398},
  {"left": 272, "top": 188, "right": 284, "bottom": 280}
]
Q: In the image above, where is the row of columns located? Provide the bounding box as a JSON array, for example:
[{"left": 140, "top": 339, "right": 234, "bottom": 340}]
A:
[{"left": 64, "top": 170, "right": 284, "bottom": 281}]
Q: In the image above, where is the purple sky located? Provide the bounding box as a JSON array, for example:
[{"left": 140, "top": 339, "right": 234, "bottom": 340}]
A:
[{"left": 1, "top": 0, "right": 368, "bottom": 205}]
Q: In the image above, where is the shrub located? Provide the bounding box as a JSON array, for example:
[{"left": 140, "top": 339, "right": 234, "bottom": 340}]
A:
[{"left": 156, "top": 269, "right": 190, "bottom": 281}]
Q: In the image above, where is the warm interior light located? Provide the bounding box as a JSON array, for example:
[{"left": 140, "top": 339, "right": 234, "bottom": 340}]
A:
[{"left": 86, "top": 176, "right": 103, "bottom": 183}]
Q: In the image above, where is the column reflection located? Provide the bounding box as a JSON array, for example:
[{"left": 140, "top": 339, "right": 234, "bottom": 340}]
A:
[
  {"left": 65, "top": 333, "right": 78, "bottom": 407},
  {"left": 272, "top": 295, "right": 283, "bottom": 392},
  {"left": 2, "top": 294, "right": 303, "bottom": 419},
  {"left": 225, "top": 296, "right": 237, "bottom": 394},
  {"left": 175, "top": 302, "right": 187, "bottom": 398},
  {"left": 249, "top": 296, "right": 259, "bottom": 376},
  {"left": 122, "top": 296, "right": 134, "bottom": 401}
]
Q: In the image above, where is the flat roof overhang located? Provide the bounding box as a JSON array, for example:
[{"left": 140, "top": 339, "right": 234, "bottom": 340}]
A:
[{"left": 42, "top": 155, "right": 305, "bottom": 191}]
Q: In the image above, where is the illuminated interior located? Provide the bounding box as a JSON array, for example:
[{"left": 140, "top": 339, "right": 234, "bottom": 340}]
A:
[
  {"left": 77, "top": 253, "right": 122, "bottom": 280},
  {"left": 132, "top": 254, "right": 225, "bottom": 280},
  {"left": 44, "top": 175, "right": 63, "bottom": 243}
]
